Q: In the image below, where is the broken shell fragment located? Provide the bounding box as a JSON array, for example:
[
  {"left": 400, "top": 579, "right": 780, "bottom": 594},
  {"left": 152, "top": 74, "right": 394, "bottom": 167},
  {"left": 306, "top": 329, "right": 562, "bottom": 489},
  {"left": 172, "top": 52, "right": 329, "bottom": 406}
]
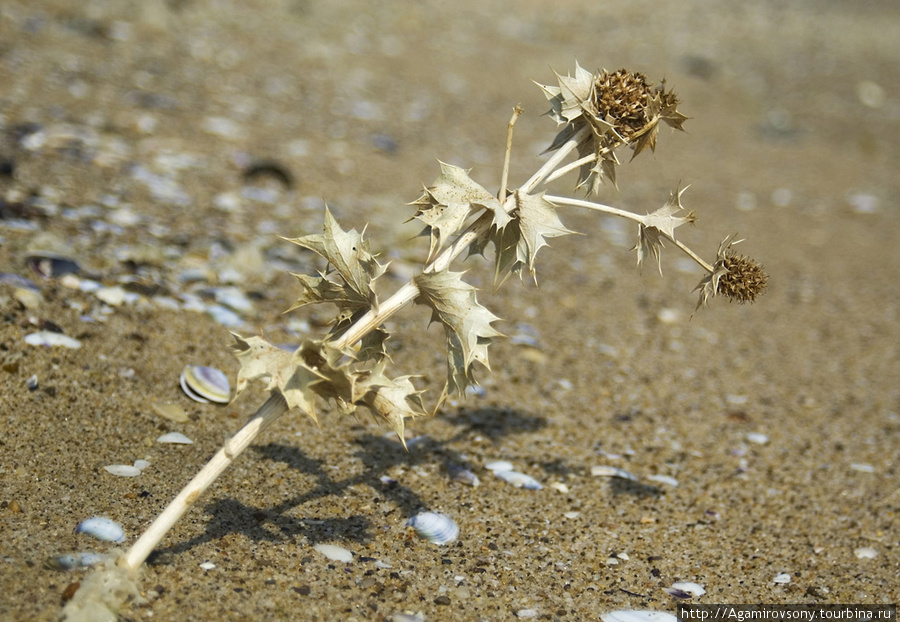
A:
[
  {"left": 407, "top": 512, "right": 459, "bottom": 545},
  {"left": 156, "top": 432, "right": 193, "bottom": 444},
  {"left": 45, "top": 552, "right": 108, "bottom": 571},
  {"left": 313, "top": 543, "right": 353, "bottom": 563},
  {"left": 180, "top": 365, "right": 230, "bottom": 404},
  {"left": 74, "top": 517, "right": 125, "bottom": 543},
  {"left": 494, "top": 470, "right": 543, "bottom": 490}
]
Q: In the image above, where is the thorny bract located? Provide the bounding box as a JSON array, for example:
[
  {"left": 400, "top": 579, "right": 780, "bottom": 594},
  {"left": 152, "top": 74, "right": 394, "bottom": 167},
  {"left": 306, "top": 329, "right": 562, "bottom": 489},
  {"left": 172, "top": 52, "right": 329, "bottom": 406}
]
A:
[{"left": 230, "top": 62, "right": 768, "bottom": 443}]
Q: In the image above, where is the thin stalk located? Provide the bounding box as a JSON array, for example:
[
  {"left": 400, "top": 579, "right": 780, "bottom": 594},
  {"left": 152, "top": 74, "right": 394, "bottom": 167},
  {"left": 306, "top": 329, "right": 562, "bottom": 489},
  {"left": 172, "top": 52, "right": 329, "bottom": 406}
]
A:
[
  {"left": 520, "top": 127, "right": 587, "bottom": 194},
  {"left": 546, "top": 194, "right": 715, "bottom": 273},
  {"left": 120, "top": 392, "right": 289, "bottom": 571},
  {"left": 498, "top": 106, "right": 524, "bottom": 204}
]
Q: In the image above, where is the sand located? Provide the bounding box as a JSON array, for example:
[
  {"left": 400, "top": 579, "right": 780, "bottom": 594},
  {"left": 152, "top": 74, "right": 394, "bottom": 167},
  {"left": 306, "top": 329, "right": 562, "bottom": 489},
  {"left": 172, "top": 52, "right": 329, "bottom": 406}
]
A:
[{"left": 1, "top": 1, "right": 899, "bottom": 620}]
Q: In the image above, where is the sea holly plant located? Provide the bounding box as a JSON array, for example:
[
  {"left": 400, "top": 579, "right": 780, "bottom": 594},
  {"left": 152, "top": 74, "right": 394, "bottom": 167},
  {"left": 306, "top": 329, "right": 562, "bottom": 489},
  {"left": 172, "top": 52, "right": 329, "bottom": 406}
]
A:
[{"left": 64, "top": 62, "right": 767, "bottom": 617}]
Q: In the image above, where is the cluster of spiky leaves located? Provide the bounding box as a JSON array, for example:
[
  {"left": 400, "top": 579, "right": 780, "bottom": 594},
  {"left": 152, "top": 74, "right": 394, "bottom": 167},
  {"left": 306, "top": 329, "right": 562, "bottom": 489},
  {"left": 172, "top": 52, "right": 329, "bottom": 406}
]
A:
[
  {"left": 229, "top": 62, "right": 766, "bottom": 445},
  {"left": 537, "top": 63, "right": 687, "bottom": 194}
]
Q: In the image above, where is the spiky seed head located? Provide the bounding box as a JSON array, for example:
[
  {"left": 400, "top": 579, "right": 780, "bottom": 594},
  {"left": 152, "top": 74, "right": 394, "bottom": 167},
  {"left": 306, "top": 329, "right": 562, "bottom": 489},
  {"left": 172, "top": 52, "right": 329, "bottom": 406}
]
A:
[
  {"left": 717, "top": 250, "right": 769, "bottom": 304},
  {"left": 694, "top": 235, "right": 768, "bottom": 310}
]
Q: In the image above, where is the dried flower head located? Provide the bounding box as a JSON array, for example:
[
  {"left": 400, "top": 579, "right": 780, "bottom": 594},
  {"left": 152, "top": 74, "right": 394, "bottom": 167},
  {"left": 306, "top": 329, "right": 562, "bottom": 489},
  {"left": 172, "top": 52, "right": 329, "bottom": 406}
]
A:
[
  {"left": 694, "top": 235, "right": 769, "bottom": 310},
  {"left": 538, "top": 63, "right": 687, "bottom": 193}
]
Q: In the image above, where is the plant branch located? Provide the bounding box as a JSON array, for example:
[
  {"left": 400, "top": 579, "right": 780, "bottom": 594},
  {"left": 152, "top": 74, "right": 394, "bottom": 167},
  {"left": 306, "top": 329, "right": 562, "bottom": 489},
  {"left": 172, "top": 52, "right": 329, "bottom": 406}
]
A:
[{"left": 120, "top": 392, "right": 290, "bottom": 571}]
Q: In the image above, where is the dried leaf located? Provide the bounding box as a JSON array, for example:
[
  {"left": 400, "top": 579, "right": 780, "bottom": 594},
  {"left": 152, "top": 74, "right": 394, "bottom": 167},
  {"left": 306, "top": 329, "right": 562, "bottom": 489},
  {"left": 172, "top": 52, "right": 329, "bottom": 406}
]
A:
[
  {"left": 633, "top": 186, "right": 695, "bottom": 274},
  {"left": 413, "top": 269, "right": 502, "bottom": 395},
  {"left": 410, "top": 161, "right": 503, "bottom": 261},
  {"left": 356, "top": 362, "right": 427, "bottom": 447},
  {"left": 285, "top": 271, "right": 369, "bottom": 314},
  {"left": 515, "top": 192, "right": 576, "bottom": 282},
  {"left": 229, "top": 333, "right": 322, "bottom": 422},
  {"left": 284, "top": 207, "right": 385, "bottom": 308}
]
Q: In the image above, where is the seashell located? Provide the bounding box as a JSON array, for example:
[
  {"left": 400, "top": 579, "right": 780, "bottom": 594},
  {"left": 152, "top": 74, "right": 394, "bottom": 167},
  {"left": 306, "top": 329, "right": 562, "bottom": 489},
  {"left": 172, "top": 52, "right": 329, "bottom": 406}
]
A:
[
  {"left": 407, "top": 512, "right": 458, "bottom": 545},
  {"left": 157, "top": 432, "right": 193, "bottom": 444},
  {"left": 24, "top": 331, "right": 82, "bottom": 349},
  {"left": 45, "top": 552, "right": 108, "bottom": 571},
  {"left": 484, "top": 460, "right": 513, "bottom": 472},
  {"left": 25, "top": 253, "right": 81, "bottom": 279},
  {"left": 447, "top": 465, "right": 479, "bottom": 487},
  {"left": 180, "top": 365, "right": 230, "bottom": 404},
  {"left": 151, "top": 402, "right": 188, "bottom": 423},
  {"left": 199, "top": 561, "right": 216, "bottom": 570},
  {"left": 665, "top": 581, "right": 706, "bottom": 598},
  {"left": 854, "top": 547, "right": 878, "bottom": 559},
  {"left": 133, "top": 460, "right": 151, "bottom": 471},
  {"left": 103, "top": 464, "right": 142, "bottom": 477},
  {"left": 313, "top": 543, "right": 353, "bottom": 563},
  {"left": 494, "top": 470, "right": 542, "bottom": 490},
  {"left": 773, "top": 572, "right": 791, "bottom": 584},
  {"left": 75, "top": 517, "right": 125, "bottom": 543},
  {"left": 645, "top": 474, "right": 679, "bottom": 487},
  {"left": 745, "top": 432, "right": 769, "bottom": 445},
  {"left": 601, "top": 611, "right": 680, "bottom": 622},
  {"left": 591, "top": 465, "right": 639, "bottom": 481}
]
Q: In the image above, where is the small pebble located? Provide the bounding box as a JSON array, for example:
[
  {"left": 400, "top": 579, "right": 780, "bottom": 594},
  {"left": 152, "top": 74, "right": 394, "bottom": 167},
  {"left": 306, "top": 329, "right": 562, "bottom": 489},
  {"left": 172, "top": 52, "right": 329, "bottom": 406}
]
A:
[
  {"left": 151, "top": 402, "right": 188, "bottom": 423},
  {"left": 485, "top": 461, "right": 513, "bottom": 472},
  {"left": 773, "top": 572, "right": 791, "bottom": 584}
]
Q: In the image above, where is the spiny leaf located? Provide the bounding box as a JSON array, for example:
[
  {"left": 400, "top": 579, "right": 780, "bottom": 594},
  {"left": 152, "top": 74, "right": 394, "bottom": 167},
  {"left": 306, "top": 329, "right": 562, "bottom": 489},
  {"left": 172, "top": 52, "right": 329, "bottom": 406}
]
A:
[
  {"left": 230, "top": 333, "right": 323, "bottom": 422},
  {"left": 285, "top": 271, "right": 369, "bottom": 314},
  {"left": 355, "top": 361, "right": 427, "bottom": 448},
  {"left": 536, "top": 61, "right": 594, "bottom": 125},
  {"left": 515, "top": 191, "right": 577, "bottom": 282},
  {"left": 409, "top": 161, "right": 503, "bottom": 261},
  {"left": 230, "top": 334, "right": 359, "bottom": 422},
  {"left": 633, "top": 186, "right": 696, "bottom": 274},
  {"left": 284, "top": 207, "right": 385, "bottom": 308},
  {"left": 413, "top": 269, "right": 502, "bottom": 395}
]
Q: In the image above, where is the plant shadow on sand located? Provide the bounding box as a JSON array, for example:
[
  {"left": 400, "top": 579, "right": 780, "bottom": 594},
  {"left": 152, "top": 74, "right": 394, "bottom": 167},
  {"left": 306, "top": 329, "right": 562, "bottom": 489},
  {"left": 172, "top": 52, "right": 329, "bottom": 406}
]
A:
[{"left": 148, "top": 406, "right": 556, "bottom": 560}]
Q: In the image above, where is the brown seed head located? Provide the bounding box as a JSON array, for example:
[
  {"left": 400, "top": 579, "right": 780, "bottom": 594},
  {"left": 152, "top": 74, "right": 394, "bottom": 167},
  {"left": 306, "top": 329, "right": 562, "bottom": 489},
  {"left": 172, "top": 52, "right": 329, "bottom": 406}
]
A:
[
  {"left": 717, "top": 251, "right": 769, "bottom": 304},
  {"left": 592, "top": 69, "right": 655, "bottom": 141}
]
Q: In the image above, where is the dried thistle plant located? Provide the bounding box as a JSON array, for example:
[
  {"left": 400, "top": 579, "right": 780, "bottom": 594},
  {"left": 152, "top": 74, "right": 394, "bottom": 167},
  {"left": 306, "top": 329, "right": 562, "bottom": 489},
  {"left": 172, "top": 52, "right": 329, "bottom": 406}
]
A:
[{"left": 65, "top": 62, "right": 767, "bottom": 618}]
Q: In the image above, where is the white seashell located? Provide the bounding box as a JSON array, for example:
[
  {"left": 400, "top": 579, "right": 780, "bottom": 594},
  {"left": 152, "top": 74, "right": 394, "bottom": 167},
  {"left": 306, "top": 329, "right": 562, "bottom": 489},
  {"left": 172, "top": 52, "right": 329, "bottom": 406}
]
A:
[
  {"left": 494, "top": 470, "right": 542, "bottom": 490},
  {"left": 95, "top": 286, "right": 128, "bottom": 306},
  {"left": 157, "top": 432, "right": 193, "bottom": 444},
  {"left": 850, "top": 463, "right": 875, "bottom": 473},
  {"left": 180, "top": 365, "right": 231, "bottom": 404},
  {"left": 407, "top": 512, "right": 459, "bottom": 545},
  {"left": 550, "top": 482, "right": 569, "bottom": 493},
  {"left": 666, "top": 581, "right": 706, "bottom": 598},
  {"left": 133, "top": 459, "right": 151, "bottom": 471},
  {"left": 591, "top": 465, "right": 639, "bottom": 481},
  {"left": 75, "top": 517, "right": 125, "bottom": 543},
  {"left": 199, "top": 561, "right": 216, "bottom": 570},
  {"left": 601, "top": 612, "right": 680, "bottom": 622},
  {"left": 773, "top": 572, "right": 791, "bottom": 584},
  {"left": 24, "top": 331, "right": 82, "bottom": 349},
  {"left": 484, "top": 460, "right": 513, "bottom": 472},
  {"left": 745, "top": 432, "right": 769, "bottom": 445},
  {"left": 447, "top": 465, "right": 480, "bottom": 487},
  {"left": 103, "top": 464, "right": 142, "bottom": 477},
  {"left": 646, "top": 474, "right": 679, "bottom": 487},
  {"left": 314, "top": 543, "right": 353, "bottom": 563},
  {"left": 854, "top": 547, "right": 878, "bottom": 559},
  {"left": 516, "top": 609, "right": 539, "bottom": 619},
  {"left": 46, "top": 552, "right": 108, "bottom": 570},
  {"left": 391, "top": 613, "right": 426, "bottom": 622}
]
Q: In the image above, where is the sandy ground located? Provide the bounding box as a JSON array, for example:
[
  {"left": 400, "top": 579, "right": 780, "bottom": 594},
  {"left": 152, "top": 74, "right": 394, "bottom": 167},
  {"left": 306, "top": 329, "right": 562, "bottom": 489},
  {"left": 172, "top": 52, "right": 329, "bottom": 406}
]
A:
[{"left": 2, "top": 0, "right": 899, "bottom": 620}]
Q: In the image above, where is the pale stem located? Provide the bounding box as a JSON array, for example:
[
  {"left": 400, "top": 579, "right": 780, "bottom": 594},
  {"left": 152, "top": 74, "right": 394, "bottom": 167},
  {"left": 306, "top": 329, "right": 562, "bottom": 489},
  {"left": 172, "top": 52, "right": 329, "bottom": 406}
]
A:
[
  {"left": 120, "top": 392, "right": 290, "bottom": 571},
  {"left": 546, "top": 194, "right": 715, "bottom": 273},
  {"left": 498, "top": 106, "right": 524, "bottom": 204},
  {"left": 520, "top": 127, "right": 587, "bottom": 194},
  {"left": 543, "top": 152, "right": 596, "bottom": 185}
]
